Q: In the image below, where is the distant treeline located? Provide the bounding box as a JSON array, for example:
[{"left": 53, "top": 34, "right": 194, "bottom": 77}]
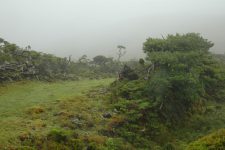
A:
[{"left": 0, "top": 38, "right": 122, "bottom": 82}]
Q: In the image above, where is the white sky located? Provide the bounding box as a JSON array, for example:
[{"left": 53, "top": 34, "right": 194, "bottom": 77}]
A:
[{"left": 0, "top": 0, "right": 225, "bottom": 59}]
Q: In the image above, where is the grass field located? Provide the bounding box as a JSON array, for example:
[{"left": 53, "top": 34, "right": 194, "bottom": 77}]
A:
[
  {"left": 1, "top": 79, "right": 225, "bottom": 149},
  {"left": 0, "top": 79, "right": 114, "bottom": 147}
]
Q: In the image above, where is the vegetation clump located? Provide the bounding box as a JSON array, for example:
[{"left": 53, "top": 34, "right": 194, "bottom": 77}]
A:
[{"left": 108, "top": 33, "right": 225, "bottom": 149}]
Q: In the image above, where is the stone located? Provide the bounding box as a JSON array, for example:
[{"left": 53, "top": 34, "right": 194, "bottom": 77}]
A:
[{"left": 102, "top": 112, "right": 112, "bottom": 118}]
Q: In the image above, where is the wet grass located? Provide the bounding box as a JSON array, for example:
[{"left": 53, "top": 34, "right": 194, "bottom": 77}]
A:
[{"left": 0, "top": 79, "right": 114, "bottom": 147}]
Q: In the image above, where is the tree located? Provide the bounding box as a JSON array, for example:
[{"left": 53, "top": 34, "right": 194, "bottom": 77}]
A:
[
  {"left": 114, "top": 33, "right": 224, "bottom": 123},
  {"left": 0, "top": 38, "right": 4, "bottom": 43},
  {"left": 93, "top": 55, "right": 108, "bottom": 66},
  {"left": 139, "top": 58, "right": 145, "bottom": 65},
  {"left": 117, "top": 45, "right": 126, "bottom": 61},
  {"left": 25, "top": 45, "right": 31, "bottom": 50},
  {"left": 142, "top": 33, "right": 225, "bottom": 122},
  {"left": 78, "top": 55, "right": 89, "bottom": 64},
  {"left": 143, "top": 33, "right": 214, "bottom": 53}
]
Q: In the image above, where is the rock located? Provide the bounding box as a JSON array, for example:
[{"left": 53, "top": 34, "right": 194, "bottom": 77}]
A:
[
  {"left": 71, "top": 118, "right": 83, "bottom": 125},
  {"left": 53, "top": 111, "right": 66, "bottom": 116},
  {"left": 102, "top": 112, "right": 112, "bottom": 118},
  {"left": 113, "top": 108, "right": 119, "bottom": 113}
]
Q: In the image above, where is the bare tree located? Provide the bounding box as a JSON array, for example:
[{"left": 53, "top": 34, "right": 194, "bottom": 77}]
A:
[{"left": 117, "top": 45, "right": 126, "bottom": 61}]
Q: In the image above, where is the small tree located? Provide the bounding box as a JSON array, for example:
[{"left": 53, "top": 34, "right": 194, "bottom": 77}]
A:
[
  {"left": 78, "top": 55, "right": 89, "bottom": 64},
  {"left": 0, "top": 38, "right": 4, "bottom": 43},
  {"left": 25, "top": 45, "right": 31, "bottom": 50},
  {"left": 117, "top": 45, "right": 126, "bottom": 62},
  {"left": 93, "top": 55, "right": 108, "bottom": 66},
  {"left": 139, "top": 58, "right": 145, "bottom": 65}
]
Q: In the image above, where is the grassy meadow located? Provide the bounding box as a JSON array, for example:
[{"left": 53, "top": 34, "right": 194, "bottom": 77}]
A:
[{"left": 0, "top": 78, "right": 114, "bottom": 147}]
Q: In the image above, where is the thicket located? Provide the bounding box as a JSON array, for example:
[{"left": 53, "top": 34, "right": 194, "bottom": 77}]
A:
[
  {"left": 108, "top": 33, "right": 225, "bottom": 148},
  {"left": 0, "top": 38, "right": 120, "bottom": 82}
]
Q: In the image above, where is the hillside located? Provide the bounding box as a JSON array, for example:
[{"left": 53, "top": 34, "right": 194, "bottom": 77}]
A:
[{"left": 0, "top": 33, "right": 225, "bottom": 149}]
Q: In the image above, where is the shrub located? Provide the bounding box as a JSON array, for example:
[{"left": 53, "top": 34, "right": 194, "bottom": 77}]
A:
[
  {"left": 47, "top": 129, "right": 70, "bottom": 143},
  {"left": 119, "top": 65, "right": 139, "bottom": 81}
]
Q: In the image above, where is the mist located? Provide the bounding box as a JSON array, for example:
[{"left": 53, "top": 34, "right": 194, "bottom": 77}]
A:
[{"left": 0, "top": 0, "right": 225, "bottom": 59}]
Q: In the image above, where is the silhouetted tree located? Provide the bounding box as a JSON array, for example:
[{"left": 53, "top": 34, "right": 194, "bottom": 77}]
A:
[{"left": 117, "top": 45, "right": 126, "bottom": 61}]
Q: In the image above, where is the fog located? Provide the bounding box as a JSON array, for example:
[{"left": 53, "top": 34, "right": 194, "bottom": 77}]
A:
[{"left": 0, "top": 0, "right": 225, "bottom": 59}]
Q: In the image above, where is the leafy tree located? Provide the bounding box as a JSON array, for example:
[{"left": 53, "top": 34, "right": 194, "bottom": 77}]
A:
[
  {"left": 109, "top": 33, "right": 225, "bottom": 148},
  {"left": 143, "top": 33, "right": 214, "bottom": 53},
  {"left": 142, "top": 33, "right": 220, "bottom": 122},
  {"left": 93, "top": 55, "right": 109, "bottom": 66},
  {"left": 139, "top": 58, "right": 145, "bottom": 65},
  {"left": 78, "top": 54, "right": 89, "bottom": 64}
]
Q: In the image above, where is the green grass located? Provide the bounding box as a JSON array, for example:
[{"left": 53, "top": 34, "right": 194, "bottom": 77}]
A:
[
  {"left": 0, "top": 78, "right": 114, "bottom": 147},
  {"left": 1, "top": 78, "right": 225, "bottom": 149}
]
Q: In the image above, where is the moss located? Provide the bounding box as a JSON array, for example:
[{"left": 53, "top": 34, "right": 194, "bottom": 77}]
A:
[
  {"left": 187, "top": 129, "right": 225, "bottom": 150},
  {"left": 16, "top": 146, "right": 36, "bottom": 150},
  {"left": 84, "top": 135, "right": 107, "bottom": 145},
  {"left": 26, "top": 106, "right": 45, "bottom": 115}
]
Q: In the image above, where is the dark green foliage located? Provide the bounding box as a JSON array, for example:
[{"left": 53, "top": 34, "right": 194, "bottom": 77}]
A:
[
  {"left": 93, "top": 55, "right": 109, "bottom": 65},
  {"left": 143, "top": 33, "right": 214, "bottom": 53},
  {"left": 144, "top": 54, "right": 206, "bottom": 122},
  {"left": 115, "top": 80, "right": 145, "bottom": 99},
  {"left": 139, "top": 58, "right": 145, "bottom": 65},
  {"left": 119, "top": 65, "right": 138, "bottom": 80},
  {"left": 92, "top": 55, "right": 120, "bottom": 75},
  {"left": 47, "top": 129, "right": 69, "bottom": 143},
  {"left": 108, "top": 33, "right": 225, "bottom": 149},
  {"left": 87, "top": 142, "right": 98, "bottom": 150},
  {"left": 142, "top": 33, "right": 224, "bottom": 122}
]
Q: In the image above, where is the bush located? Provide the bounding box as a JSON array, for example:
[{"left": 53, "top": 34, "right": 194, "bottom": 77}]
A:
[
  {"left": 119, "top": 65, "right": 139, "bottom": 81},
  {"left": 47, "top": 129, "right": 70, "bottom": 143}
]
